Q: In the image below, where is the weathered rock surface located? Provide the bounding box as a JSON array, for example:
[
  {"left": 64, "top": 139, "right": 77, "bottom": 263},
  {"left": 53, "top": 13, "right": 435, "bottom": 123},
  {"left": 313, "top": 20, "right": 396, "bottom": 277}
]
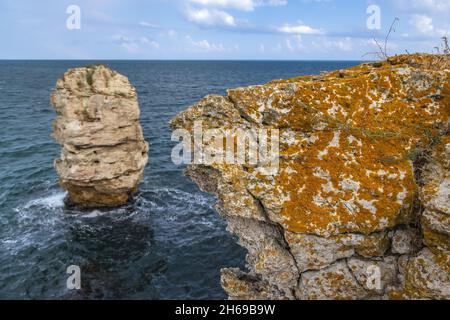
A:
[
  {"left": 51, "top": 65, "right": 149, "bottom": 207},
  {"left": 171, "top": 54, "right": 450, "bottom": 300}
]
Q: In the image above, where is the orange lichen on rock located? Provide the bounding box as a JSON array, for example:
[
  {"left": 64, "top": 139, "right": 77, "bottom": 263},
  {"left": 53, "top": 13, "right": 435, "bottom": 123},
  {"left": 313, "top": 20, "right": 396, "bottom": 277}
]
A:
[
  {"left": 228, "top": 54, "right": 449, "bottom": 236},
  {"left": 171, "top": 54, "right": 450, "bottom": 300}
]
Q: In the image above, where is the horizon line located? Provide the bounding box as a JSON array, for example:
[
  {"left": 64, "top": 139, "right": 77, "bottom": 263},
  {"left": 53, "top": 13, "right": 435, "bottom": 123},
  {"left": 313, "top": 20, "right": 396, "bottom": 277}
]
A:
[{"left": 0, "top": 58, "right": 369, "bottom": 62}]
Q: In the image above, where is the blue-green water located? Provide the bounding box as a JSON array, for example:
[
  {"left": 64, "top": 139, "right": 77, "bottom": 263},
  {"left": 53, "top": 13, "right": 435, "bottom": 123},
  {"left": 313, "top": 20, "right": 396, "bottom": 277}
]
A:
[{"left": 0, "top": 60, "right": 360, "bottom": 299}]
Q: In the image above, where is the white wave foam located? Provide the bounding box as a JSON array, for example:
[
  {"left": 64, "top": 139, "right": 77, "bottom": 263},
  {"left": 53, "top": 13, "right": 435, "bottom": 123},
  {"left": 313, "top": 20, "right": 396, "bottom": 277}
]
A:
[
  {"left": 141, "top": 187, "right": 214, "bottom": 205},
  {"left": 80, "top": 210, "right": 110, "bottom": 218},
  {"left": 22, "top": 191, "right": 67, "bottom": 210}
]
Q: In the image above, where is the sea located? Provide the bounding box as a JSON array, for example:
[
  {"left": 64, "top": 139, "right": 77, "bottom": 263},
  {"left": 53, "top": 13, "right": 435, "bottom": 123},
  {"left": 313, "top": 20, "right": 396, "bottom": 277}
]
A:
[{"left": 0, "top": 60, "right": 360, "bottom": 299}]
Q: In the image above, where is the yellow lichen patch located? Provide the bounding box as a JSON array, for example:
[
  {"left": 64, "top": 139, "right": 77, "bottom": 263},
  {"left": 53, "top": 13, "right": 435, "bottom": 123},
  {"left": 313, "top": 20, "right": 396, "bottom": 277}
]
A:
[
  {"left": 354, "top": 233, "right": 391, "bottom": 257},
  {"left": 422, "top": 225, "right": 450, "bottom": 255},
  {"left": 403, "top": 248, "right": 450, "bottom": 299},
  {"left": 275, "top": 127, "right": 418, "bottom": 235},
  {"left": 175, "top": 54, "right": 448, "bottom": 237},
  {"left": 172, "top": 54, "right": 450, "bottom": 300},
  {"left": 251, "top": 55, "right": 450, "bottom": 236},
  {"left": 300, "top": 261, "right": 367, "bottom": 300}
]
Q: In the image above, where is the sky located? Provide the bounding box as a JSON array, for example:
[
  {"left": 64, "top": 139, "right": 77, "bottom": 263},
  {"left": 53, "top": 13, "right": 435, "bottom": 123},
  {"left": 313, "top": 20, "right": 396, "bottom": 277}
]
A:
[{"left": 0, "top": 0, "right": 449, "bottom": 60}]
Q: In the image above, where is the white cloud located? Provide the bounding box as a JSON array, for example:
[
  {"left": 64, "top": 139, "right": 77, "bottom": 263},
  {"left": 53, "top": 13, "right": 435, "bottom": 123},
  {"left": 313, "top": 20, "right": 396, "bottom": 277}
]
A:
[
  {"left": 185, "top": 0, "right": 287, "bottom": 29},
  {"left": 139, "top": 21, "right": 160, "bottom": 29},
  {"left": 319, "top": 37, "right": 354, "bottom": 51},
  {"left": 410, "top": 14, "right": 447, "bottom": 37},
  {"left": 113, "top": 34, "right": 159, "bottom": 53},
  {"left": 166, "top": 30, "right": 177, "bottom": 38},
  {"left": 189, "top": 0, "right": 287, "bottom": 12},
  {"left": 392, "top": 0, "right": 450, "bottom": 12},
  {"left": 285, "top": 35, "right": 304, "bottom": 51},
  {"left": 367, "top": 38, "right": 398, "bottom": 51},
  {"left": 410, "top": 15, "right": 434, "bottom": 34},
  {"left": 140, "top": 37, "right": 160, "bottom": 49},
  {"left": 186, "top": 7, "right": 236, "bottom": 27},
  {"left": 186, "top": 36, "right": 226, "bottom": 52},
  {"left": 190, "top": 0, "right": 255, "bottom": 11},
  {"left": 277, "top": 23, "right": 323, "bottom": 35},
  {"left": 256, "top": 0, "right": 288, "bottom": 8}
]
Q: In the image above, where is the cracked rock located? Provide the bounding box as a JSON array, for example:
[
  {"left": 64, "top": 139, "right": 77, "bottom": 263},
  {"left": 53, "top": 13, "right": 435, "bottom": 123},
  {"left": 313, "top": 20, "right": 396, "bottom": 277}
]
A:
[
  {"left": 51, "top": 65, "right": 149, "bottom": 207},
  {"left": 171, "top": 54, "right": 449, "bottom": 300}
]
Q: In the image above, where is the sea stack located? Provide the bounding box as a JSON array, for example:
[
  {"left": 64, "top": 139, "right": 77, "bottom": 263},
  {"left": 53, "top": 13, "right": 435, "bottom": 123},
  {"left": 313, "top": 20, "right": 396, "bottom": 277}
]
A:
[
  {"left": 171, "top": 54, "right": 450, "bottom": 300},
  {"left": 51, "top": 65, "right": 149, "bottom": 207}
]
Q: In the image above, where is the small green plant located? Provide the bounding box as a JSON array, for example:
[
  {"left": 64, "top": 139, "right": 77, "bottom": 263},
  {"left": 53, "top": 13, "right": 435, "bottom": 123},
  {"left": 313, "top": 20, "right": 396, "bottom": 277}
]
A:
[
  {"left": 408, "top": 148, "right": 425, "bottom": 162},
  {"left": 81, "top": 63, "right": 107, "bottom": 69},
  {"left": 423, "top": 128, "right": 441, "bottom": 146},
  {"left": 81, "top": 63, "right": 110, "bottom": 86},
  {"left": 86, "top": 69, "right": 95, "bottom": 86}
]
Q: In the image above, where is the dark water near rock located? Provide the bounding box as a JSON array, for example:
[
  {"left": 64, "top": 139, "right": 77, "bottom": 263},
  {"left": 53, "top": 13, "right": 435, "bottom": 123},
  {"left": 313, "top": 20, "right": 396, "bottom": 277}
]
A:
[{"left": 0, "top": 60, "right": 360, "bottom": 299}]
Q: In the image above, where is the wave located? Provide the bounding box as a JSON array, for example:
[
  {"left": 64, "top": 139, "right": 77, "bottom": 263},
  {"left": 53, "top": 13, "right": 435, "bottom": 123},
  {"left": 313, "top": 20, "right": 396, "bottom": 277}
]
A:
[{"left": 21, "top": 191, "right": 67, "bottom": 210}]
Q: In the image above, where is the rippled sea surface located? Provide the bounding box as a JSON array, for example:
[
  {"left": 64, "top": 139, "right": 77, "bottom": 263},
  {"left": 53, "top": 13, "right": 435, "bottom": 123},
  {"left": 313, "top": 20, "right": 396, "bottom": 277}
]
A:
[{"left": 0, "top": 60, "right": 360, "bottom": 299}]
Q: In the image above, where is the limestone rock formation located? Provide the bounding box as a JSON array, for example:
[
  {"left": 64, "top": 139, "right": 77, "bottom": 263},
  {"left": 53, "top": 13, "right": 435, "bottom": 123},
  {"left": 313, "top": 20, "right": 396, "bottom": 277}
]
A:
[
  {"left": 51, "top": 65, "right": 149, "bottom": 207},
  {"left": 171, "top": 54, "right": 450, "bottom": 300}
]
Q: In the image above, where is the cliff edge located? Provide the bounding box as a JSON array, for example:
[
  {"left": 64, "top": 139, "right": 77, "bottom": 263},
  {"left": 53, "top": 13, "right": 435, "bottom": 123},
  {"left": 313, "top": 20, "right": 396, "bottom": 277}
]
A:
[
  {"left": 51, "top": 65, "right": 149, "bottom": 207},
  {"left": 171, "top": 54, "right": 449, "bottom": 300}
]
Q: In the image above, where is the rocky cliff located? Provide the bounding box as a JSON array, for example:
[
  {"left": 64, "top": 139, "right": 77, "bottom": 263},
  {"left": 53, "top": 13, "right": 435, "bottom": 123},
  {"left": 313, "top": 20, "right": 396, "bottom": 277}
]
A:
[
  {"left": 51, "top": 65, "right": 149, "bottom": 207},
  {"left": 171, "top": 54, "right": 449, "bottom": 300}
]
